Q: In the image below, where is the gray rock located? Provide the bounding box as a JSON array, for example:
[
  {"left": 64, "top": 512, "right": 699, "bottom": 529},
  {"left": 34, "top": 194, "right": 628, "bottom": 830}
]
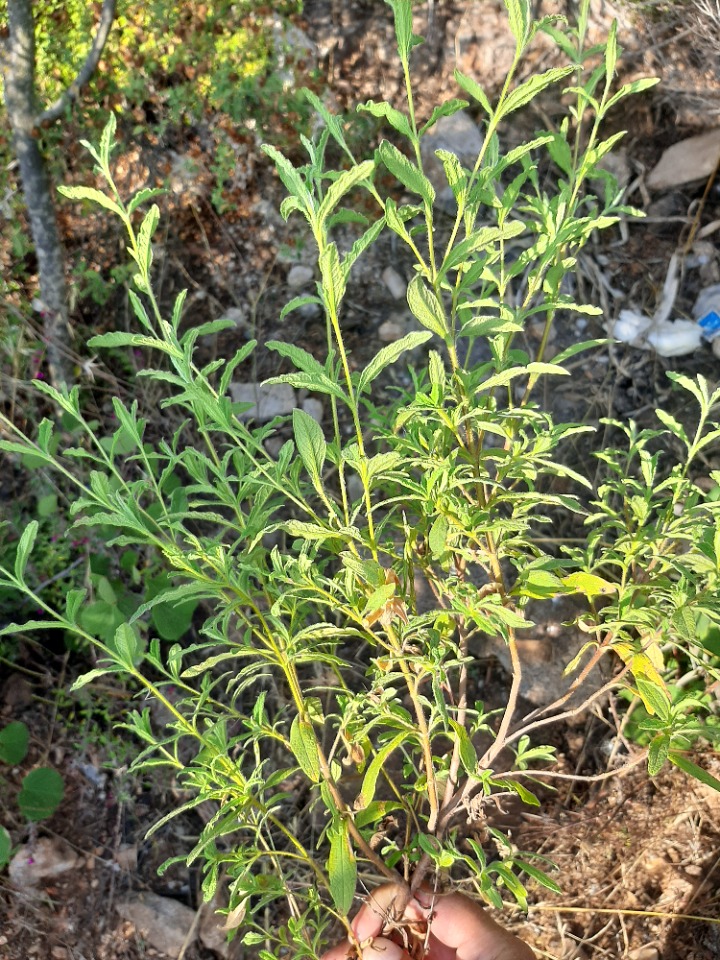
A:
[
  {"left": 230, "top": 382, "right": 297, "bottom": 420},
  {"left": 287, "top": 265, "right": 314, "bottom": 288},
  {"left": 378, "top": 314, "right": 412, "bottom": 342},
  {"left": 9, "top": 837, "right": 80, "bottom": 888},
  {"left": 301, "top": 398, "right": 324, "bottom": 423},
  {"left": 647, "top": 128, "right": 720, "bottom": 191},
  {"left": 420, "top": 112, "right": 484, "bottom": 212},
  {"left": 115, "top": 892, "right": 196, "bottom": 957}
]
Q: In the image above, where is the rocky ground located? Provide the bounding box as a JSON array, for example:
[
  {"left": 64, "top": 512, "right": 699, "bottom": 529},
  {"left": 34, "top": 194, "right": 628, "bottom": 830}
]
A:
[{"left": 2, "top": 1, "right": 720, "bottom": 958}]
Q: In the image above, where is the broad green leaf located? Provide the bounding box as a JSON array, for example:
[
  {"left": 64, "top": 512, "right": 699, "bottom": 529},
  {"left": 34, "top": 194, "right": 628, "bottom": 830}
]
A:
[
  {"left": 293, "top": 408, "right": 326, "bottom": 492},
  {"left": 428, "top": 515, "right": 449, "bottom": 558},
  {"left": 328, "top": 820, "right": 357, "bottom": 915},
  {"left": 357, "top": 331, "right": 432, "bottom": 394},
  {"left": 113, "top": 623, "right": 143, "bottom": 668},
  {"left": 357, "top": 100, "right": 412, "bottom": 138},
  {"left": 127, "top": 187, "right": 166, "bottom": 215},
  {"left": 0, "top": 721, "right": 29, "bottom": 765},
  {"left": 355, "top": 733, "right": 406, "bottom": 809},
  {"left": 378, "top": 141, "right": 435, "bottom": 206},
  {"left": 57, "top": 185, "right": 123, "bottom": 217},
  {"left": 18, "top": 768, "right": 64, "bottom": 822},
  {"left": 407, "top": 275, "right": 448, "bottom": 339},
  {"left": 648, "top": 735, "right": 670, "bottom": 776},
  {"left": 635, "top": 678, "right": 671, "bottom": 719},
  {"left": 504, "top": 0, "right": 531, "bottom": 50},
  {"left": 517, "top": 568, "right": 564, "bottom": 599},
  {"left": 290, "top": 717, "right": 321, "bottom": 782},
  {"left": 14, "top": 521, "right": 38, "bottom": 583},
  {"left": 560, "top": 572, "right": 617, "bottom": 598},
  {"left": 435, "top": 149, "right": 467, "bottom": 200}
]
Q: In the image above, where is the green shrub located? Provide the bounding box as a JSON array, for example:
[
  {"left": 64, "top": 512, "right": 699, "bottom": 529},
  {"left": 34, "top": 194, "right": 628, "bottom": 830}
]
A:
[{"left": 2, "top": 0, "right": 720, "bottom": 955}]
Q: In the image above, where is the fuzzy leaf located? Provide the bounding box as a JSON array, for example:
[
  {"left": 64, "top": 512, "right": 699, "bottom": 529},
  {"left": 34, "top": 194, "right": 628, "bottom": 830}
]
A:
[
  {"left": 328, "top": 820, "right": 357, "bottom": 916},
  {"left": 293, "top": 408, "right": 326, "bottom": 491},
  {"left": 14, "top": 521, "right": 38, "bottom": 584},
  {"left": 290, "top": 717, "right": 321, "bottom": 782},
  {"left": 378, "top": 141, "right": 435, "bottom": 205},
  {"left": 407, "top": 275, "right": 448, "bottom": 339},
  {"left": 357, "top": 331, "right": 432, "bottom": 394}
]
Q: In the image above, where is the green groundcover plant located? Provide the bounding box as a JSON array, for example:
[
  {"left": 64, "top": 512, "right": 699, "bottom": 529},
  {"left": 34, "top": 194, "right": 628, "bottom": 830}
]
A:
[{"left": 2, "top": 0, "right": 720, "bottom": 955}]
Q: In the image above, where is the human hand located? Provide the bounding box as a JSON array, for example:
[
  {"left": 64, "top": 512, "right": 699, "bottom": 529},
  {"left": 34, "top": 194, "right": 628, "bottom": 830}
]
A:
[{"left": 321, "top": 883, "right": 536, "bottom": 960}]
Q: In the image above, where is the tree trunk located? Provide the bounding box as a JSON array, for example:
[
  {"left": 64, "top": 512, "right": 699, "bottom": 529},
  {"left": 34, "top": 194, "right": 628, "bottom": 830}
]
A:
[
  {"left": 1, "top": 0, "right": 117, "bottom": 388},
  {"left": 3, "top": 0, "right": 72, "bottom": 386}
]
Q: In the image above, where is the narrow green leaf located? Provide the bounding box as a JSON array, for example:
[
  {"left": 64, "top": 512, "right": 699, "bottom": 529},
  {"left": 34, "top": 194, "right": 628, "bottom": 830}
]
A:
[
  {"left": 357, "top": 100, "right": 412, "bottom": 138},
  {"left": 428, "top": 515, "right": 449, "bottom": 558},
  {"left": 378, "top": 141, "right": 435, "bottom": 206},
  {"left": 0, "top": 827, "right": 11, "bottom": 869},
  {"left": 293, "top": 408, "right": 326, "bottom": 491},
  {"left": 501, "top": 67, "right": 574, "bottom": 117},
  {"left": 328, "top": 820, "right": 357, "bottom": 915},
  {"left": 648, "top": 735, "right": 670, "bottom": 776},
  {"left": 669, "top": 753, "right": 720, "bottom": 793},
  {"left": 57, "top": 185, "right": 123, "bottom": 217},
  {"left": 279, "top": 295, "right": 322, "bottom": 321},
  {"left": 448, "top": 719, "right": 478, "bottom": 777},
  {"left": 14, "top": 521, "right": 38, "bottom": 583},
  {"left": 112, "top": 623, "right": 142, "bottom": 668},
  {"left": 355, "top": 733, "right": 406, "bottom": 810},
  {"left": 407, "top": 275, "right": 447, "bottom": 339},
  {"left": 318, "top": 160, "right": 375, "bottom": 223},
  {"left": 127, "top": 187, "right": 166, "bottom": 216},
  {"left": 261, "top": 144, "right": 312, "bottom": 210},
  {"left": 357, "top": 331, "right": 432, "bottom": 394},
  {"left": 419, "top": 98, "right": 469, "bottom": 135},
  {"left": 454, "top": 70, "right": 494, "bottom": 117},
  {"left": 290, "top": 717, "right": 321, "bottom": 782}
]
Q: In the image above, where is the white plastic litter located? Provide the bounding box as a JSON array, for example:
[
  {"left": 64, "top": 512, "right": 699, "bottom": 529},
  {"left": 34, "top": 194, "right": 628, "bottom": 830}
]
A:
[
  {"left": 694, "top": 284, "right": 720, "bottom": 341},
  {"left": 646, "top": 319, "right": 702, "bottom": 357},
  {"left": 611, "top": 253, "right": 702, "bottom": 358}
]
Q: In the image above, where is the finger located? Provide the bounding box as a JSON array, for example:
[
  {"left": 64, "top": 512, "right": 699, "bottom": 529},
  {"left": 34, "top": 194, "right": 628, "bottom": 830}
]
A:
[
  {"left": 352, "top": 882, "right": 409, "bottom": 943},
  {"left": 408, "top": 892, "right": 536, "bottom": 960},
  {"left": 362, "top": 936, "right": 411, "bottom": 960}
]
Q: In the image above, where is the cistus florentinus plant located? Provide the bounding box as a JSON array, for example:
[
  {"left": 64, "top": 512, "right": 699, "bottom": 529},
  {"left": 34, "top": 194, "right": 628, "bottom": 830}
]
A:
[{"left": 2, "top": 0, "right": 720, "bottom": 955}]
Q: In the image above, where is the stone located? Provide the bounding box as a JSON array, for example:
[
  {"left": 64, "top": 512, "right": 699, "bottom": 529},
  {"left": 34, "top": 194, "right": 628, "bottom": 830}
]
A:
[
  {"left": 647, "top": 128, "right": 720, "bottom": 191},
  {"left": 301, "top": 398, "right": 323, "bottom": 423},
  {"left": 382, "top": 266, "right": 406, "bottom": 300},
  {"left": 378, "top": 315, "right": 411, "bottom": 342},
  {"left": 287, "top": 264, "right": 314, "bottom": 288},
  {"left": 420, "top": 112, "right": 484, "bottom": 212},
  {"left": 9, "top": 837, "right": 80, "bottom": 888},
  {"left": 115, "top": 892, "right": 196, "bottom": 957},
  {"left": 229, "top": 382, "right": 296, "bottom": 420}
]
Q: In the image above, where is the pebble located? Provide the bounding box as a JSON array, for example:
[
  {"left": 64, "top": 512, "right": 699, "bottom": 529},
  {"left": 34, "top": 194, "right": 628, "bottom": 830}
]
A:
[
  {"left": 382, "top": 267, "right": 406, "bottom": 300},
  {"left": 378, "top": 316, "right": 410, "bottom": 342},
  {"left": 287, "top": 265, "right": 314, "bottom": 288}
]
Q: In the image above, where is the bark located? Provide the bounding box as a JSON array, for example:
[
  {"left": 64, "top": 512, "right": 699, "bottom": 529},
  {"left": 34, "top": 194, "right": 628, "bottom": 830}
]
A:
[{"left": 0, "top": 0, "right": 117, "bottom": 387}]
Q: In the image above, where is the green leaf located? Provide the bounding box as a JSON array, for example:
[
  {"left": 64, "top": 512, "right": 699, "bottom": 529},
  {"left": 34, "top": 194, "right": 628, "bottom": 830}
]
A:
[
  {"left": 279, "top": 295, "right": 322, "bottom": 321},
  {"left": 419, "top": 98, "right": 469, "bottom": 135},
  {"left": 18, "top": 768, "right": 64, "bottom": 822},
  {"left": 357, "top": 331, "right": 432, "bottom": 394},
  {"left": 127, "top": 187, "right": 166, "bottom": 216},
  {"left": 501, "top": 67, "right": 574, "bottom": 116},
  {"left": 261, "top": 144, "right": 312, "bottom": 211},
  {"left": 318, "top": 160, "right": 375, "bottom": 223},
  {"left": 57, "top": 185, "right": 123, "bottom": 217},
  {"left": 648, "top": 735, "right": 670, "bottom": 776},
  {"left": 407, "top": 275, "right": 448, "bottom": 339},
  {"left": 560, "top": 572, "right": 618, "bottom": 598},
  {"left": 328, "top": 819, "right": 357, "bottom": 916},
  {"left": 514, "top": 858, "right": 561, "bottom": 894},
  {"left": 14, "top": 521, "right": 38, "bottom": 584},
  {"left": 87, "top": 332, "right": 183, "bottom": 359},
  {"left": 151, "top": 597, "right": 198, "bottom": 642},
  {"left": 448, "top": 719, "right": 478, "bottom": 777},
  {"left": 435, "top": 149, "right": 468, "bottom": 201},
  {"left": 290, "top": 717, "right": 321, "bottom": 782},
  {"left": 504, "top": 0, "right": 531, "bottom": 50},
  {"left": 293, "top": 408, "right": 326, "bottom": 492},
  {"left": 635, "top": 678, "right": 671, "bottom": 719},
  {"left": 112, "top": 623, "right": 143, "bottom": 668},
  {"left": 454, "top": 70, "right": 494, "bottom": 117},
  {"left": 378, "top": 141, "right": 435, "bottom": 206},
  {"left": 357, "top": 100, "right": 412, "bottom": 138},
  {"left": 428, "top": 515, "right": 449, "bottom": 558},
  {"left": 0, "top": 721, "right": 29, "bottom": 765},
  {"left": 355, "top": 733, "right": 406, "bottom": 810},
  {"left": 0, "top": 826, "right": 11, "bottom": 869},
  {"left": 71, "top": 667, "right": 117, "bottom": 691},
  {"left": 37, "top": 494, "right": 57, "bottom": 518},
  {"left": 669, "top": 754, "right": 720, "bottom": 793}
]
